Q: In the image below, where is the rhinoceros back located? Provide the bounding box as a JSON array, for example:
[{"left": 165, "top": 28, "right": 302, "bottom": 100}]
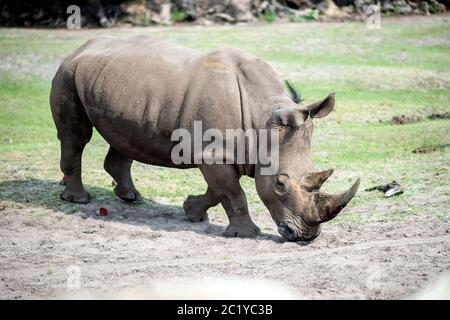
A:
[
  {"left": 65, "top": 37, "right": 199, "bottom": 164},
  {"left": 74, "top": 37, "right": 194, "bottom": 128},
  {"left": 54, "top": 36, "right": 271, "bottom": 167}
]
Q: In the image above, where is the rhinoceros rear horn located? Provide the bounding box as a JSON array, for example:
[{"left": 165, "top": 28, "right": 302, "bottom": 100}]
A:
[
  {"left": 272, "top": 107, "right": 309, "bottom": 127},
  {"left": 312, "top": 178, "right": 360, "bottom": 224},
  {"left": 302, "top": 168, "right": 334, "bottom": 191}
]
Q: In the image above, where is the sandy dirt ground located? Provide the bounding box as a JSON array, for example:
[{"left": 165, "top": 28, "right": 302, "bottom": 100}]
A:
[{"left": 0, "top": 191, "right": 449, "bottom": 299}]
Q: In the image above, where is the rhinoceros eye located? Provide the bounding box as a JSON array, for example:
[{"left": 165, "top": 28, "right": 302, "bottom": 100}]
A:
[{"left": 274, "top": 174, "right": 290, "bottom": 196}]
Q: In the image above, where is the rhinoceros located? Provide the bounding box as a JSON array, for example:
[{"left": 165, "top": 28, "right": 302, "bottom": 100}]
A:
[{"left": 50, "top": 36, "right": 359, "bottom": 241}]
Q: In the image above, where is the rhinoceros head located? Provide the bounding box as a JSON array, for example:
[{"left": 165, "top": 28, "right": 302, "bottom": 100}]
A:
[{"left": 255, "top": 90, "right": 360, "bottom": 241}]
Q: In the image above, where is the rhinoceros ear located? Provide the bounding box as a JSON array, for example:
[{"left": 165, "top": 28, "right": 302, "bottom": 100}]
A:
[
  {"left": 271, "top": 107, "right": 308, "bottom": 127},
  {"left": 306, "top": 93, "right": 335, "bottom": 118}
]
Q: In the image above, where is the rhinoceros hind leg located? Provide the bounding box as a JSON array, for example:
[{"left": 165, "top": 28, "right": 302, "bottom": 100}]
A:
[
  {"left": 104, "top": 147, "right": 142, "bottom": 202},
  {"left": 51, "top": 68, "right": 93, "bottom": 204},
  {"left": 199, "top": 165, "right": 260, "bottom": 238},
  {"left": 59, "top": 142, "right": 92, "bottom": 204},
  {"left": 183, "top": 188, "right": 219, "bottom": 222}
]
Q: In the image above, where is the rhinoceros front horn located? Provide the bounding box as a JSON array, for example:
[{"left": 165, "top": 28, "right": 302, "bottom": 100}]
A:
[{"left": 311, "top": 178, "right": 360, "bottom": 224}]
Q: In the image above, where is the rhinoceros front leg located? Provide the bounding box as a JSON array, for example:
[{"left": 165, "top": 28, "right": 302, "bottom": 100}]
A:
[
  {"left": 198, "top": 164, "right": 261, "bottom": 238},
  {"left": 183, "top": 187, "right": 219, "bottom": 222},
  {"left": 104, "top": 147, "right": 142, "bottom": 202}
]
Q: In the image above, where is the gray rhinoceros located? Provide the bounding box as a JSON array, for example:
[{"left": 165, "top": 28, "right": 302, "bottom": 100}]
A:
[{"left": 50, "top": 36, "right": 359, "bottom": 241}]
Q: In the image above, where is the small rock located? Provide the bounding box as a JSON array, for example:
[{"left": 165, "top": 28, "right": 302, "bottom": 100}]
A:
[
  {"left": 383, "top": 2, "right": 395, "bottom": 11},
  {"left": 160, "top": 3, "right": 171, "bottom": 25},
  {"left": 213, "top": 13, "right": 235, "bottom": 22},
  {"left": 320, "top": 0, "right": 351, "bottom": 18}
]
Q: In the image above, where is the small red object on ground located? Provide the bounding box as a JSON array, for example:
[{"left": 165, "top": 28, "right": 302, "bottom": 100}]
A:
[{"left": 99, "top": 207, "right": 108, "bottom": 216}]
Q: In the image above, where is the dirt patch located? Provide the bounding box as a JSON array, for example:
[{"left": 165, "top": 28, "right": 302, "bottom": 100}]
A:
[
  {"left": 413, "top": 144, "right": 449, "bottom": 154},
  {"left": 390, "top": 115, "right": 422, "bottom": 125},
  {"left": 0, "top": 194, "right": 448, "bottom": 300},
  {"left": 413, "top": 146, "right": 440, "bottom": 154},
  {"left": 428, "top": 112, "right": 450, "bottom": 120},
  {"left": 389, "top": 112, "right": 450, "bottom": 125}
]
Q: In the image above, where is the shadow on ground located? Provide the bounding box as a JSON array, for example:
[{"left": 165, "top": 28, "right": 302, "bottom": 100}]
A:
[{"left": 0, "top": 178, "right": 297, "bottom": 244}]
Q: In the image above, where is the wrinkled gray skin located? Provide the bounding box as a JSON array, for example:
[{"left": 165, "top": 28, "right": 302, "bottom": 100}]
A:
[{"left": 50, "top": 36, "right": 359, "bottom": 241}]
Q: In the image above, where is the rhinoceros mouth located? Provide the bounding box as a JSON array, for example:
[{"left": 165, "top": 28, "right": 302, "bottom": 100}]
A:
[
  {"left": 278, "top": 222, "right": 321, "bottom": 242},
  {"left": 278, "top": 208, "right": 321, "bottom": 242},
  {"left": 278, "top": 223, "right": 297, "bottom": 241}
]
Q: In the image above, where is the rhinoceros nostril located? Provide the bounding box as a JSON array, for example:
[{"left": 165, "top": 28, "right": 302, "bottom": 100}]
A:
[
  {"left": 278, "top": 224, "right": 297, "bottom": 241},
  {"left": 284, "top": 225, "right": 294, "bottom": 235}
]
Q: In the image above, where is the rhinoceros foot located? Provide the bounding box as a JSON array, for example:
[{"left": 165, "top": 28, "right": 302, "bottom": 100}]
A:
[
  {"left": 183, "top": 195, "right": 209, "bottom": 222},
  {"left": 60, "top": 189, "right": 91, "bottom": 204},
  {"left": 113, "top": 185, "right": 143, "bottom": 202},
  {"left": 224, "top": 216, "right": 261, "bottom": 238}
]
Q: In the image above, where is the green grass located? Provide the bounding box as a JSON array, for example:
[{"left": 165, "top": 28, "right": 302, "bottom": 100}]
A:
[
  {"left": 171, "top": 9, "right": 188, "bottom": 23},
  {"left": 259, "top": 10, "right": 277, "bottom": 23},
  {"left": 0, "top": 18, "right": 449, "bottom": 224}
]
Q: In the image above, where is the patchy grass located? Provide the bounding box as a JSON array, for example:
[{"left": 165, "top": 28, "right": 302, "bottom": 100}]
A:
[
  {"left": 259, "top": 10, "right": 277, "bottom": 23},
  {"left": 0, "top": 17, "right": 449, "bottom": 225},
  {"left": 170, "top": 9, "right": 188, "bottom": 23}
]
